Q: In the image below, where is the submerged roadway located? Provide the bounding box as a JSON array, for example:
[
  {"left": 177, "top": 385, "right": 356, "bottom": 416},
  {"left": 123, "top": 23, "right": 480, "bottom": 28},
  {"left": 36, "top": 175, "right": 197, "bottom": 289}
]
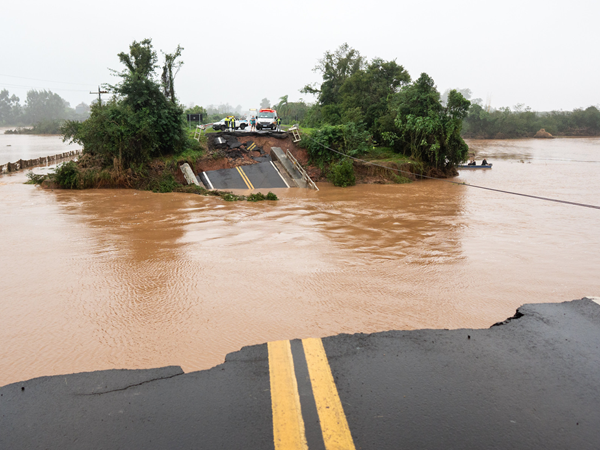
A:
[
  {"left": 1, "top": 298, "right": 599, "bottom": 449},
  {"left": 199, "top": 156, "right": 289, "bottom": 190}
]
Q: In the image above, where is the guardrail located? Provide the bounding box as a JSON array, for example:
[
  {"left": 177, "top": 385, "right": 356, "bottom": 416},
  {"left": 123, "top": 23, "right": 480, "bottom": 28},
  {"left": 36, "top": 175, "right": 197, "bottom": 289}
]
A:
[
  {"left": 286, "top": 149, "right": 319, "bottom": 191},
  {"left": 0, "top": 150, "right": 81, "bottom": 174}
]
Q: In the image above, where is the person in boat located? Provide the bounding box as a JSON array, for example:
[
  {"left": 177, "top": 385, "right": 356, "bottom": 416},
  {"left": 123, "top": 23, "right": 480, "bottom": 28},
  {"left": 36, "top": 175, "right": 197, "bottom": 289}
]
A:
[
  {"left": 481, "top": 158, "right": 488, "bottom": 165},
  {"left": 468, "top": 157, "right": 476, "bottom": 166}
]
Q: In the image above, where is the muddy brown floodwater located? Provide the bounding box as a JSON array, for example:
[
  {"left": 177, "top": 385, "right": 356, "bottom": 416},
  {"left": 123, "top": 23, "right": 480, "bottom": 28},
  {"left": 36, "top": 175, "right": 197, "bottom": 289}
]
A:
[{"left": 1, "top": 136, "right": 599, "bottom": 387}]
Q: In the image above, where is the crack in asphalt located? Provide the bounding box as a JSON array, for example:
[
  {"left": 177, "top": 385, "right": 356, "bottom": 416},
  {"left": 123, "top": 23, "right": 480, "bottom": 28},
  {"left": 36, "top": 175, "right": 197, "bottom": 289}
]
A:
[
  {"left": 491, "top": 309, "right": 525, "bottom": 327},
  {"left": 76, "top": 373, "right": 184, "bottom": 396}
]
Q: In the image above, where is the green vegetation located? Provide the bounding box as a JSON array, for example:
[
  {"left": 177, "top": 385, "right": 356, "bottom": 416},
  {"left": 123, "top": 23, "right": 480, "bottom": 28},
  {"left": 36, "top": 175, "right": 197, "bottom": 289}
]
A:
[
  {"left": 0, "top": 89, "right": 89, "bottom": 128},
  {"left": 5, "top": 119, "right": 63, "bottom": 135},
  {"left": 463, "top": 103, "right": 600, "bottom": 138},
  {"left": 25, "top": 172, "right": 47, "bottom": 185},
  {"left": 273, "top": 95, "right": 310, "bottom": 125},
  {"left": 221, "top": 192, "right": 279, "bottom": 202},
  {"left": 53, "top": 160, "right": 80, "bottom": 189},
  {"left": 328, "top": 159, "right": 356, "bottom": 187},
  {"left": 302, "top": 123, "right": 370, "bottom": 167},
  {"left": 384, "top": 74, "right": 470, "bottom": 170},
  {"left": 299, "top": 44, "right": 470, "bottom": 177},
  {"left": 62, "top": 39, "right": 191, "bottom": 168}
]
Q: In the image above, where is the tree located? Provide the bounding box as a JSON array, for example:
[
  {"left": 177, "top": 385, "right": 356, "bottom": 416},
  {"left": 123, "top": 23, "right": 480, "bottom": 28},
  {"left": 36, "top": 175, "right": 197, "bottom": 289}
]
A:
[
  {"left": 184, "top": 105, "right": 207, "bottom": 116},
  {"left": 260, "top": 98, "right": 271, "bottom": 109},
  {"left": 161, "top": 45, "right": 184, "bottom": 103},
  {"left": 63, "top": 39, "right": 189, "bottom": 167},
  {"left": 339, "top": 58, "right": 410, "bottom": 134},
  {"left": 301, "top": 43, "right": 365, "bottom": 107},
  {"left": 390, "top": 74, "right": 470, "bottom": 170},
  {"left": 0, "top": 89, "right": 21, "bottom": 124},
  {"left": 277, "top": 95, "right": 288, "bottom": 108},
  {"left": 441, "top": 88, "right": 471, "bottom": 106},
  {"left": 23, "top": 90, "right": 69, "bottom": 124}
]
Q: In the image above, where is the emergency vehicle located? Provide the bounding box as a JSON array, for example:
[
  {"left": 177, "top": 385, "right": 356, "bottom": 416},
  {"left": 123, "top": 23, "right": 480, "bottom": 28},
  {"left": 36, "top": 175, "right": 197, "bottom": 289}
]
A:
[{"left": 256, "top": 109, "right": 278, "bottom": 131}]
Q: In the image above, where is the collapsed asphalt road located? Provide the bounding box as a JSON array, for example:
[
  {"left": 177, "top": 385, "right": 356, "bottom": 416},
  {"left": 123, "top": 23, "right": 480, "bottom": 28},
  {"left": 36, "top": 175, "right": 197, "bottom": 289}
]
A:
[{"left": 1, "top": 298, "right": 599, "bottom": 449}]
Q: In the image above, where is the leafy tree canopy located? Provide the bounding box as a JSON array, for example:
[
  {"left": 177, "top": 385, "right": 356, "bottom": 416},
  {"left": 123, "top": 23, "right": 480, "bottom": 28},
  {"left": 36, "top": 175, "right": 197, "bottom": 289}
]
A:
[
  {"left": 388, "top": 73, "right": 471, "bottom": 169},
  {"left": 63, "top": 39, "right": 190, "bottom": 167},
  {"left": 302, "top": 43, "right": 365, "bottom": 107},
  {"left": 339, "top": 58, "right": 410, "bottom": 135}
]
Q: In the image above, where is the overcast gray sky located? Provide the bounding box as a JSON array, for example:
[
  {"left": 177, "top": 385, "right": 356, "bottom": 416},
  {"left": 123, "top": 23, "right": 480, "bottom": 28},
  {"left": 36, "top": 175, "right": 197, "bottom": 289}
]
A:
[{"left": 2, "top": 0, "right": 599, "bottom": 112}]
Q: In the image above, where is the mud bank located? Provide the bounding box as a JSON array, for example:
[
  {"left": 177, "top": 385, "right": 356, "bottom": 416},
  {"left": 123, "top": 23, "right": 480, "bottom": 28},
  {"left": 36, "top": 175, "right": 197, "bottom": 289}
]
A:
[
  {"left": 196, "top": 131, "right": 314, "bottom": 175},
  {"left": 195, "top": 131, "right": 421, "bottom": 185}
]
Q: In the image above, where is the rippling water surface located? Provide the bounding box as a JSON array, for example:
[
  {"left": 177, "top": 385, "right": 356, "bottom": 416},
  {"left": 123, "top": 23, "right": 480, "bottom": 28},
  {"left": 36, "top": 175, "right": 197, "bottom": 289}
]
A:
[{"left": 0, "top": 136, "right": 598, "bottom": 386}]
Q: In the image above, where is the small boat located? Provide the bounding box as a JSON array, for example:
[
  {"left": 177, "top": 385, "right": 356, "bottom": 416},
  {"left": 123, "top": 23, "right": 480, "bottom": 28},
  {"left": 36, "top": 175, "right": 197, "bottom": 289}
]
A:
[{"left": 458, "top": 164, "right": 493, "bottom": 169}]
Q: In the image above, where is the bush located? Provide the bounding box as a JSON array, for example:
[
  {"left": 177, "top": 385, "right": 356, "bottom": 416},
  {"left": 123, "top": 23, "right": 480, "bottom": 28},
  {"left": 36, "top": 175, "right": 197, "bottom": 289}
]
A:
[
  {"left": 247, "top": 192, "right": 266, "bottom": 202},
  {"left": 148, "top": 172, "right": 178, "bottom": 193},
  {"left": 392, "top": 174, "right": 411, "bottom": 184},
  {"left": 222, "top": 193, "right": 240, "bottom": 201},
  {"left": 328, "top": 158, "right": 356, "bottom": 187},
  {"left": 266, "top": 192, "right": 278, "bottom": 200},
  {"left": 303, "top": 122, "right": 371, "bottom": 167},
  {"left": 26, "top": 172, "right": 47, "bottom": 185},
  {"left": 61, "top": 39, "right": 189, "bottom": 169},
  {"left": 53, "top": 161, "right": 80, "bottom": 189}
]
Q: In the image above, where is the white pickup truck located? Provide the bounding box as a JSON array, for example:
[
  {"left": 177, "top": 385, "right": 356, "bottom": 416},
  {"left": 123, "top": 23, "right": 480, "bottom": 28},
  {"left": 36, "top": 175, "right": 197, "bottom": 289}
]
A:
[{"left": 212, "top": 118, "right": 248, "bottom": 131}]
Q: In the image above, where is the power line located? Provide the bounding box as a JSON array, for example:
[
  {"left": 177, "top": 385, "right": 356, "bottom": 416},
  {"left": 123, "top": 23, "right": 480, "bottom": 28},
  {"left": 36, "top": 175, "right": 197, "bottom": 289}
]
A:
[
  {"left": 306, "top": 136, "right": 600, "bottom": 211},
  {"left": 0, "top": 73, "right": 92, "bottom": 86},
  {"left": 0, "top": 82, "right": 90, "bottom": 93},
  {"left": 524, "top": 157, "right": 600, "bottom": 164}
]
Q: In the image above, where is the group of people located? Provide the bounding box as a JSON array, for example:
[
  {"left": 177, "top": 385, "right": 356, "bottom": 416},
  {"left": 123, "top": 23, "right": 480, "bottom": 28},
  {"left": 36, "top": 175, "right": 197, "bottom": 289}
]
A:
[
  {"left": 467, "top": 157, "right": 489, "bottom": 166},
  {"left": 224, "top": 116, "right": 236, "bottom": 131},
  {"left": 224, "top": 115, "right": 283, "bottom": 132}
]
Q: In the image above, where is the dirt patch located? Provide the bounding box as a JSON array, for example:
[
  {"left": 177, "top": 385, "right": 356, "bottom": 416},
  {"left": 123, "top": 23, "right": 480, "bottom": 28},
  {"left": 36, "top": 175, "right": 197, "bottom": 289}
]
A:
[
  {"left": 196, "top": 131, "right": 310, "bottom": 174},
  {"left": 534, "top": 128, "right": 554, "bottom": 139},
  {"left": 353, "top": 161, "right": 418, "bottom": 184}
]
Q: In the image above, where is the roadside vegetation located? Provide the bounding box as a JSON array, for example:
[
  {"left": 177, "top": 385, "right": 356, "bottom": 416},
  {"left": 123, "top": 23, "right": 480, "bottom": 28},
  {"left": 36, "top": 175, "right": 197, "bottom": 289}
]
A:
[
  {"left": 31, "top": 39, "right": 193, "bottom": 193},
  {"left": 292, "top": 44, "right": 471, "bottom": 182},
  {"left": 23, "top": 39, "right": 275, "bottom": 202}
]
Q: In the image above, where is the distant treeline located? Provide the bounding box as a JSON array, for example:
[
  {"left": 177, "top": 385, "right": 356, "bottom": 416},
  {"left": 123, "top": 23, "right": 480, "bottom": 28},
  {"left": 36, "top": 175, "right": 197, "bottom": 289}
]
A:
[
  {"left": 0, "top": 89, "right": 90, "bottom": 127},
  {"left": 4, "top": 120, "right": 63, "bottom": 135},
  {"left": 462, "top": 104, "right": 600, "bottom": 139}
]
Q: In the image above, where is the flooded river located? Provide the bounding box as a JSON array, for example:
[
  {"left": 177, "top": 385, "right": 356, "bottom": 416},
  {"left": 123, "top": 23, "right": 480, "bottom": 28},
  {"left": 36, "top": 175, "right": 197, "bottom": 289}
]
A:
[
  {"left": 1, "top": 135, "right": 599, "bottom": 387},
  {"left": 0, "top": 128, "right": 75, "bottom": 165}
]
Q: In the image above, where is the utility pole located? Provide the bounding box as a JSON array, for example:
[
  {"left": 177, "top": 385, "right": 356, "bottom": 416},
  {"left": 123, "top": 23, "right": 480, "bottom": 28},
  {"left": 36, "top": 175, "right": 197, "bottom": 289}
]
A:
[{"left": 90, "top": 86, "right": 109, "bottom": 106}]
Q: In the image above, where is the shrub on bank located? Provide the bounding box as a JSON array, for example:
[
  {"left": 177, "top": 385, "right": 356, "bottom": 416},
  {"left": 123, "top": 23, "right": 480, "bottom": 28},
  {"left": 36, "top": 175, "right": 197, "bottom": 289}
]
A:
[
  {"left": 62, "top": 39, "right": 192, "bottom": 169},
  {"left": 328, "top": 158, "right": 356, "bottom": 187}
]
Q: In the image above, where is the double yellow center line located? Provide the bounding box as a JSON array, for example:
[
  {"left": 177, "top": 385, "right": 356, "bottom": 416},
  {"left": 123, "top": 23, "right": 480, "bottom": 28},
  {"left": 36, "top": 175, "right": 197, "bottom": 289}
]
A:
[
  {"left": 236, "top": 166, "right": 254, "bottom": 189},
  {"left": 268, "top": 338, "right": 356, "bottom": 450}
]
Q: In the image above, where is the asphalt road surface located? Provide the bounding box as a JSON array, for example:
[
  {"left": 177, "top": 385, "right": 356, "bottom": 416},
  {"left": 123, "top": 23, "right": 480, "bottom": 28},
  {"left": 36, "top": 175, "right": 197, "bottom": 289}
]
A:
[
  {"left": 201, "top": 160, "right": 289, "bottom": 190},
  {"left": 1, "top": 298, "right": 599, "bottom": 449}
]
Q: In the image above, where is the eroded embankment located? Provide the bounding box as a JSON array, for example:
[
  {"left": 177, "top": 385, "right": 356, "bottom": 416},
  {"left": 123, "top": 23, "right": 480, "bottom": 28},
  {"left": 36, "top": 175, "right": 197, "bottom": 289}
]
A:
[
  {"left": 193, "top": 131, "right": 422, "bottom": 185},
  {"left": 194, "top": 131, "right": 315, "bottom": 176}
]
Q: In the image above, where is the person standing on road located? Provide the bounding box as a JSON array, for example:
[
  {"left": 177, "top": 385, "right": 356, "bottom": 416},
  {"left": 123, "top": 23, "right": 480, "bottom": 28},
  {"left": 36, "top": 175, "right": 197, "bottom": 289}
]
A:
[
  {"left": 276, "top": 116, "right": 281, "bottom": 131},
  {"left": 250, "top": 116, "right": 256, "bottom": 131}
]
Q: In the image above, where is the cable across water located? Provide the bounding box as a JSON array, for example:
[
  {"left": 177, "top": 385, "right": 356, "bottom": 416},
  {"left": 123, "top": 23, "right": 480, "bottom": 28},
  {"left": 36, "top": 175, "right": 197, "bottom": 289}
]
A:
[{"left": 305, "top": 135, "right": 600, "bottom": 211}]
